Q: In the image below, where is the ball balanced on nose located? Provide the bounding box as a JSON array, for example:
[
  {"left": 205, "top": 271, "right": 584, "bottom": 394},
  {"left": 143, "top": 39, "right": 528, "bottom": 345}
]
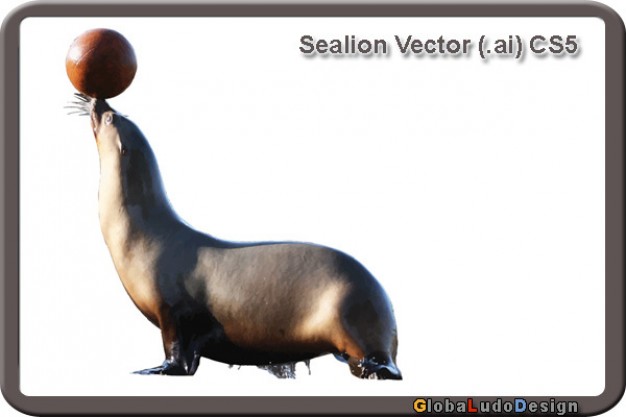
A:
[{"left": 66, "top": 28, "right": 137, "bottom": 99}]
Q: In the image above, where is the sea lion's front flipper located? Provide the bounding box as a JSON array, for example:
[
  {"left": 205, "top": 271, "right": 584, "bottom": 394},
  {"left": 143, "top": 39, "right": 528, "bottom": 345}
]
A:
[
  {"left": 133, "top": 318, "right": 203, "bottom": 376},
  {"left": 133, "top": 359, "right": 189, "bottom": 376}
]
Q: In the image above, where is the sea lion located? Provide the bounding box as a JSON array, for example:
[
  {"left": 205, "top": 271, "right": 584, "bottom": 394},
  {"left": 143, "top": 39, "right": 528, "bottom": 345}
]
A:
[{"left": 69, "top": 94, "right": 401, "bottom": 380}]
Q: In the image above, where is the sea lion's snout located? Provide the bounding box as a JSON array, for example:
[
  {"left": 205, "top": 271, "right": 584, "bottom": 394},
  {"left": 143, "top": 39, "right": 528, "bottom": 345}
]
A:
[
  {"left": 91, "top": 99, "right": 115, "bottom": 133},
  {"left": 66, "top": 93, "right": 117, "bottom": 140},
  {"left": 92, "top": 98, "right": 113, "bottom": 117}
]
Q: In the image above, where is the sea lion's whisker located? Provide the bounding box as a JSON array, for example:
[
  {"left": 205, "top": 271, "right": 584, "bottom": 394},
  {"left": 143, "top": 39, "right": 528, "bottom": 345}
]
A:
[
  {"left": 65, "top": 94, "right": 92, "bottom": 116},
  {"left": 72, "top": 92, "right": 90, "bottom": 102},
  {"left": 64, "top": 105, "right": 88, "bottom": 110},
  {"left": 66, "top": 110, "right": 90, "bottom": 116},
  {"left": 64, "top": 105, "right": 90, "bottom": 116}
]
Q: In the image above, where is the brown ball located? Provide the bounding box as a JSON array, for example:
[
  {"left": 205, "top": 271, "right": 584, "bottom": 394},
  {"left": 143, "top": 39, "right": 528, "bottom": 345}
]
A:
[{"left": 66, "top": 28, "right": 137, "bottom": 99}]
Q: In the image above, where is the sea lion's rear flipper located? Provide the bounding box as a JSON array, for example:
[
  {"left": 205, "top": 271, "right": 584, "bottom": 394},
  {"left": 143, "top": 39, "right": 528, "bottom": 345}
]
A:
[{"left": 348, "top": 352, "right": 403, "bottom": 380}]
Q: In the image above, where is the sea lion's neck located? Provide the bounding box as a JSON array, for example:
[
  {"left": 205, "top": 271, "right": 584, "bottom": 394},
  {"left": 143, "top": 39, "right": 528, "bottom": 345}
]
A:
[{"left": 98, "top": 145, "right": 179, "bottom": 255}]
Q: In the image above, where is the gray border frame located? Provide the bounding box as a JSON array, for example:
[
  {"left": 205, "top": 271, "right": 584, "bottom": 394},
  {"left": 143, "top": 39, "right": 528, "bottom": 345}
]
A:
[{"left": 1, "top": 1, "right": 624, "bottom": 415}]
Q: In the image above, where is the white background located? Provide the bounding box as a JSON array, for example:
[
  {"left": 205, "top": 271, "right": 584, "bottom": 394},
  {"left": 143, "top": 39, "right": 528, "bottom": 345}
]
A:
[
  {"left": 1, "top": 0, "right": 623, "bottom": 415},
  {"left": 19, "top": 15, "right": 605, "bottom": 395}
]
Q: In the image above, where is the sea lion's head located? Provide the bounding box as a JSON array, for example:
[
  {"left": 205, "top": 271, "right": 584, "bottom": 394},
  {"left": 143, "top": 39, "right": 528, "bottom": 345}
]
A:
[
  {"left": 68, "top": 93, "right": 166, "bottom": 208},
  {"left": 68, "top": 93, "right": 150, "bottom": 159},
  {"left": 92, "top": 97, "right": 147, "bottom": 160}
]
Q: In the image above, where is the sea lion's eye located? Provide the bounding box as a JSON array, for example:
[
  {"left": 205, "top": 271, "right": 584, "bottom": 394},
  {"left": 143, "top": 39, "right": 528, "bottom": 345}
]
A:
[{"left": 105, "top": 114, "right": 114, "bottom": 125}]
